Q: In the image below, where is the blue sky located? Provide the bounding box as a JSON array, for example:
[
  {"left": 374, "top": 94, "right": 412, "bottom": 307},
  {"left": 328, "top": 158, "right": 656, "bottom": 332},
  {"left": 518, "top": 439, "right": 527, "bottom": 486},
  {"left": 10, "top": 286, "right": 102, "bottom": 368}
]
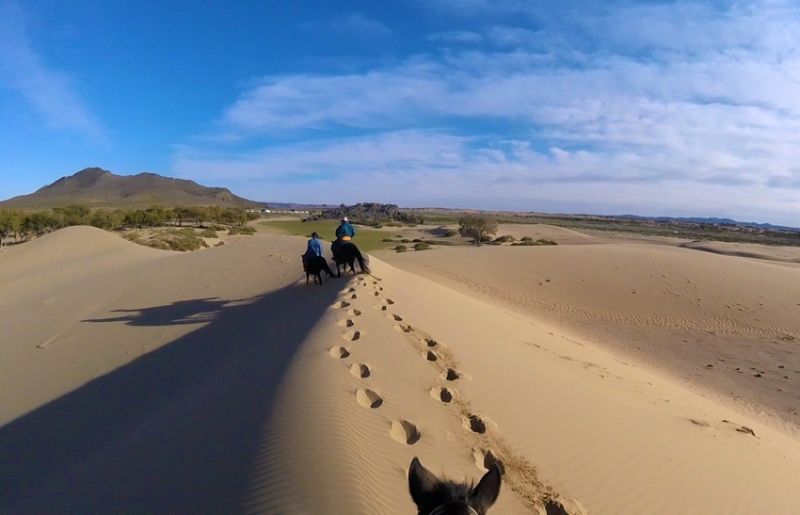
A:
[{"left": 2, "top": 0, "right": 800, "bottom": 225}]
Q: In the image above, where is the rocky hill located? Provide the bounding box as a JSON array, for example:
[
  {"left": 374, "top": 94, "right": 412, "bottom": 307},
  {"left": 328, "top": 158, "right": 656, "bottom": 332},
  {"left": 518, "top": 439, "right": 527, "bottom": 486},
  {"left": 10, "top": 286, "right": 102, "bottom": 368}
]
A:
[
  {"left": 0, "top": 168, "right": 266, "bottom": 209},
  {"left": 307, "top": 203, "right": 422, "bottom": 225}
]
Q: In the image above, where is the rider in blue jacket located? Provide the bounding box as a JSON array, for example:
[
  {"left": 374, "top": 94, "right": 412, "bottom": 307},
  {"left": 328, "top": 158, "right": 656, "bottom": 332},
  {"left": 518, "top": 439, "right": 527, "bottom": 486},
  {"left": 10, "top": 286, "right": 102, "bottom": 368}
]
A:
[
  {"left": 331, "top": 217, "right": 355, "bottom": 255},
  {"left": 302, "top": 232, "right": 323, "bottom": 266}
]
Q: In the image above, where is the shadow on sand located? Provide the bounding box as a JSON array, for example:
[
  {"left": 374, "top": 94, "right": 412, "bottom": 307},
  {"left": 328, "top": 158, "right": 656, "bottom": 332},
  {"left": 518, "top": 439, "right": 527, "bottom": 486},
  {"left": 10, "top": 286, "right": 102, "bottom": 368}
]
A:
[{"left": 0, "top": 280, "right": 343, "bottom": 514}]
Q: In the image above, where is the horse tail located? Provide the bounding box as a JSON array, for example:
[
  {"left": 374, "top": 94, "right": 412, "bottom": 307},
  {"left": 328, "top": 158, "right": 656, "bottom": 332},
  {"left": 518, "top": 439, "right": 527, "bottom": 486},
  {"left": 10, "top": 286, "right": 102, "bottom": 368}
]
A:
[{"left": 353, "top": 246, "right": 370, "bottom": 274}]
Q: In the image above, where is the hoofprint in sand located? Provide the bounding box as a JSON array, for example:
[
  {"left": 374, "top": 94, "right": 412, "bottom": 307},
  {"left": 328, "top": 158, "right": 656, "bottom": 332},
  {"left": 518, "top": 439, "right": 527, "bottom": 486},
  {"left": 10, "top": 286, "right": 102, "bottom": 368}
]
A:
[
  {"left": 2, "top": 227, "right": 800, "bottom": 514},
  {"left": 237, "top": 272, "right": 544, "bottom": 514}
]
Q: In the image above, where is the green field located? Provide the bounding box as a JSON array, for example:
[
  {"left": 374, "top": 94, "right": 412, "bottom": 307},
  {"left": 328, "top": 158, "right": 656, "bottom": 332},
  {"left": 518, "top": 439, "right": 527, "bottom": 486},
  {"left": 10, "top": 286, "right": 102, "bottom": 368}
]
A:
[{"left": 258, "top": 220, "right": 399, "bottom": 252}]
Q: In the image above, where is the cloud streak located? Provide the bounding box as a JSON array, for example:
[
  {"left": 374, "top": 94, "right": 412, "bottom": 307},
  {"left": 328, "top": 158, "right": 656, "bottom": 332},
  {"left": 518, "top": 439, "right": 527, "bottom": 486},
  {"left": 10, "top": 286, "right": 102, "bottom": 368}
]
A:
[
  {"left": 0, "top": 0, "right": 105, "bottom": 140},
  {"left": 427, "top": 30, "right": 483, "bottom": 43}
]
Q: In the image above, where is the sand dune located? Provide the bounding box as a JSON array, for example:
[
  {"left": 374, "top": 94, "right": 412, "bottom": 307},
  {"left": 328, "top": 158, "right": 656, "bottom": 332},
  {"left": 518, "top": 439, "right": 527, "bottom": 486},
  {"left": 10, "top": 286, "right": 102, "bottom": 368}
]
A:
[
  {"left": 3, "top": 228, "right": 800, "bottom": 513},
  {"left": 680, "top": 239, "right": 800, "bottom": 263},
  {"left": 383, "top": 243, "right": 800, "bottom": 434}
]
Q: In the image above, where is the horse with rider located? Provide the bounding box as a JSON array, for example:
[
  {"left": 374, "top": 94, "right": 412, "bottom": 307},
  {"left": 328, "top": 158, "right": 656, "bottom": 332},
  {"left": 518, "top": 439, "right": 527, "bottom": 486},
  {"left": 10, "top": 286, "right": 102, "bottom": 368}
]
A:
[{"left": 301, "top": 217, "right": 369, "bottom": 283}]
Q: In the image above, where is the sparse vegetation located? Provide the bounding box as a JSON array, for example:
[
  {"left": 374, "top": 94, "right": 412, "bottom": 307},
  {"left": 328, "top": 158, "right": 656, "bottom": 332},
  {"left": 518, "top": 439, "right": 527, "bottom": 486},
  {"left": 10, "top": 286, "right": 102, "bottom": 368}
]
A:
[
  {"left": 160, "top": 230, "right": 208, "bottom": 251},
  {"left": 511, "top": 238, "right": 558, "bottom": 246},
  {"left": 229, "top": 226, "right": 256, "bottom": 236},
  {"left": 0, "top": 203, "right": 260, "bottom": 250},
  {"left": 458, "top": 214, "right": 498, "bottom": 245},
  {"left": 414, "top": 242, "right": 431, "bottom": 251},
  {"left": 492, "top": 235, "right": 516, "bottom": 243},
  {"left": 395, "top": 245, "right": 408, "bottom": 252},
  {"left": 443, "top": 229, "right": 459, "bottom": 237}
]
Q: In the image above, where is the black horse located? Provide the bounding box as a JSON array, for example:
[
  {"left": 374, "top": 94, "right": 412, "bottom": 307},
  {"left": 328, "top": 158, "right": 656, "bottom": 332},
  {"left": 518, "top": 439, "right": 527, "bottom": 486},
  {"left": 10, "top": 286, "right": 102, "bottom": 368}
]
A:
[
  {"left": 408, "top": 457, "right": 502, "bottom": 515},
  {"left": 332, "top": 241, "right": 370, "bottom": 276},
  {"left": 301, "top": 255, "right": 336, "bottom": 285}
]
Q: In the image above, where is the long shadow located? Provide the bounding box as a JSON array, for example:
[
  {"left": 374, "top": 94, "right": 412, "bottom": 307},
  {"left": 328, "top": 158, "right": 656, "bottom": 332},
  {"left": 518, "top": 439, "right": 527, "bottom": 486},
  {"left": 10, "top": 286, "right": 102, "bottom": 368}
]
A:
[
  {"left": 82, "top": 297, "right": 242, "bottom": 326},
  {"left": 0, "top": 280, "right": 344, "bottom": 514}
]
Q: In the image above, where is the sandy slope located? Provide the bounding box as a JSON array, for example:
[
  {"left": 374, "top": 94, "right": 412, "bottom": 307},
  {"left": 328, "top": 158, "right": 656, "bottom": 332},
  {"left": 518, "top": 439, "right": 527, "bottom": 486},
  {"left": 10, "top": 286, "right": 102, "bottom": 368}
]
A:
[
  {"left": 382, "top": 243, "right": 800, "bottom": 435},
  {"left": 3, "top": 228, "right": 800, "bottom": 514},
  {"left": 680, "top": 240, "right": 800, "bottom": 263}
]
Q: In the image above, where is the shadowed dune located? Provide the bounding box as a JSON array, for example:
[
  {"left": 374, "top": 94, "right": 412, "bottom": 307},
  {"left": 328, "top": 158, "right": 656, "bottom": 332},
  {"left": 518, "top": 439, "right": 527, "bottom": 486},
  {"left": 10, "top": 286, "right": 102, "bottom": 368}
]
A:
[{"left": 0, "top": 283, "right": 342, "bottom": 514}]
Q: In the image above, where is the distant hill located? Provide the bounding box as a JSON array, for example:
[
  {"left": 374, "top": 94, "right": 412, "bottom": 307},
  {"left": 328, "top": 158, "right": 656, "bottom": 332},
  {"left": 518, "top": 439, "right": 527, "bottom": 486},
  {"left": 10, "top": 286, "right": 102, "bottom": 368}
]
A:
[
  {"left": 0, "top": 168, "right": 267, "bottom": 209},
  {"left": 616, "top": 215, "right": 800, "bottom": 233},
  {"left": 267, "top": 202, "right": 334, "bottom": 210},
  {"left": 306, "top": 202, "right": 423, "bottom": 224}
]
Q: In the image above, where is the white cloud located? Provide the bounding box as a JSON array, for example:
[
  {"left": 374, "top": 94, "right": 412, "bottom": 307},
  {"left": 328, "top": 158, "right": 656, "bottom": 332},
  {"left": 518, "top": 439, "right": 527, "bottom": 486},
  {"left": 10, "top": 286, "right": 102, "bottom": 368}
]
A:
[
  {"left": 486, "top": 26, "right": 541, "bottom": 48},
  {"left": 0, "top": 0, "right": 105, "bottom": 140},
  {"left": 178, "top": 0, "right": 800, "bottom": 225},
  {"left": 427, "top": 30, "right": 484, "bottom": 43},
  {"left": 173, "top": 130, "right": 799, "bottom": 224}
]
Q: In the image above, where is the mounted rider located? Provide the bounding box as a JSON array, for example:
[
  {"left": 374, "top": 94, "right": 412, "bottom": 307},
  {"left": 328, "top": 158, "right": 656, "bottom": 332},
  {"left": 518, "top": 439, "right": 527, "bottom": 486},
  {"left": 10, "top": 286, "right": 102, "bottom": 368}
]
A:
[
  {"left": 302, "top": 231, "right": 323, "bottom": 268},
  {"left": 331, "top": 216, "right": 356, "bottom": 256}
]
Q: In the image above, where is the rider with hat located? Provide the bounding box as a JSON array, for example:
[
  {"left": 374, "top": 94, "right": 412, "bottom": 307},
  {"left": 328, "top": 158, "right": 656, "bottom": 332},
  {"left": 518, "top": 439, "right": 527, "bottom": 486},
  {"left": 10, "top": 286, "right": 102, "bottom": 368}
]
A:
[{"left": 331, "top": 216, "right": 355, "bottom": 256}]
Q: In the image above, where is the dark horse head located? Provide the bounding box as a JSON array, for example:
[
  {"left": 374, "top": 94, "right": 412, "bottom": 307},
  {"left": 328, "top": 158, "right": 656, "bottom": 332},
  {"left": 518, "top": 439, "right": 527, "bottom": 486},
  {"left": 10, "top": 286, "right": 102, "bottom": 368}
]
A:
[
  {"left": 408, "top": 457, "right": 502, "bottom": 515},
  {"left": 301, "top": 255, "right": 335, "bottom": 285},
  {"left": 332, "top": 241, "right": 370, "bottom": 276}
]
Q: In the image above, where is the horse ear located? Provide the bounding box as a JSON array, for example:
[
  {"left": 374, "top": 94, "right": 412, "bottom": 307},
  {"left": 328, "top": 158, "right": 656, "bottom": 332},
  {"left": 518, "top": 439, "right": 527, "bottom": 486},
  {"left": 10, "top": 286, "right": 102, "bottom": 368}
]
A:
[
  {"left": 408, "top": 457, "right": 439, "bottom": 507},
  {"left": 472, "top": 464, "right": 502, "bottom": 511}
]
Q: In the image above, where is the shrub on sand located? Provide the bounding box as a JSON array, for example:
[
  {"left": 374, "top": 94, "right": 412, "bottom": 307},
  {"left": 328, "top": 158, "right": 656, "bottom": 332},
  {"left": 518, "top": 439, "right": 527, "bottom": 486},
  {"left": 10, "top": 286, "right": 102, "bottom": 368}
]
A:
[{"left": 493, "top": 235, "right": 516, "bottom": 243}]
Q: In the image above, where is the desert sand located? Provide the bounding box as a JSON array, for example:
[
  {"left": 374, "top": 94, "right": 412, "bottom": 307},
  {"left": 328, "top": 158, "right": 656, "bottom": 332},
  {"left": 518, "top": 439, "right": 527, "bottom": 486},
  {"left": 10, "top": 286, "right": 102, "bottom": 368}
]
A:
[{"left": 2, "top": 225, "right": 800, "bottom": 514}]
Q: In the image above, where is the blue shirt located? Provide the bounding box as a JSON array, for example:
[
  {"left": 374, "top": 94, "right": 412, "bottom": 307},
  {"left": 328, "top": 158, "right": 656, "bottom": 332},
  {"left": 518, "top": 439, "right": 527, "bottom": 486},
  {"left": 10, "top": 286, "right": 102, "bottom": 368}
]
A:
[
  {"left": 305, "top": 238, "right": 323, "bottom": 257},
  {"left": 335, "top": 222, "right": 356, "bottom": 239}
]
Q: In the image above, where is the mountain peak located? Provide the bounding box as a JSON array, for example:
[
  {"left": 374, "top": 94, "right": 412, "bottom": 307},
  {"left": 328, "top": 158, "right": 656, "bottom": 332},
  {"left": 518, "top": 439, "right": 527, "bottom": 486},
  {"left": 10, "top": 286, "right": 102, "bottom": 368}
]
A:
[{"left": 2, "top": 168, "right": 266, "bottom": 209}]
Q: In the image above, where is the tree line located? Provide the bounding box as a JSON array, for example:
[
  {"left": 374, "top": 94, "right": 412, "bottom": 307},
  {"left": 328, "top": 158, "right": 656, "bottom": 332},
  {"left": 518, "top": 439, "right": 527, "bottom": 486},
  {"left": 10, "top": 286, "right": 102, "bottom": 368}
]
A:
[{"left": 0, "top": 205, "right": 261, "bottom": 247}]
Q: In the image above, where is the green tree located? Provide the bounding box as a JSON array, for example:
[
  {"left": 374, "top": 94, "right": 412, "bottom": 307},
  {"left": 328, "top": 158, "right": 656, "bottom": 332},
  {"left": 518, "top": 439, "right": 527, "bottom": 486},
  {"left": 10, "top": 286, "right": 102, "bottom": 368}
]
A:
[
  {"left": 458, "top": 214, "right": 498, "bottom": 245},
  {"left": 90, "top": 209, "right": 124, "bottom": 230},
  {"left": 54, "top": 204, "right": 91, "bottom": 226},
  {"left": 143, "top": 206, "right": 167, "bottom": 227},
  {"left": 22, "top": 211, "right": 59, "bottom": 239},
  {"left": 0, "top": 209, "right": 23, "bottom": 246},
  {"left": 174, "top": 206, "right": 190, "bottom": 227},
  {"left": 189, "top": 206, "right": 209, "bottom": 227},
  {"left": 123, "top": 209, "right": 147, "bottom": 229}
]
